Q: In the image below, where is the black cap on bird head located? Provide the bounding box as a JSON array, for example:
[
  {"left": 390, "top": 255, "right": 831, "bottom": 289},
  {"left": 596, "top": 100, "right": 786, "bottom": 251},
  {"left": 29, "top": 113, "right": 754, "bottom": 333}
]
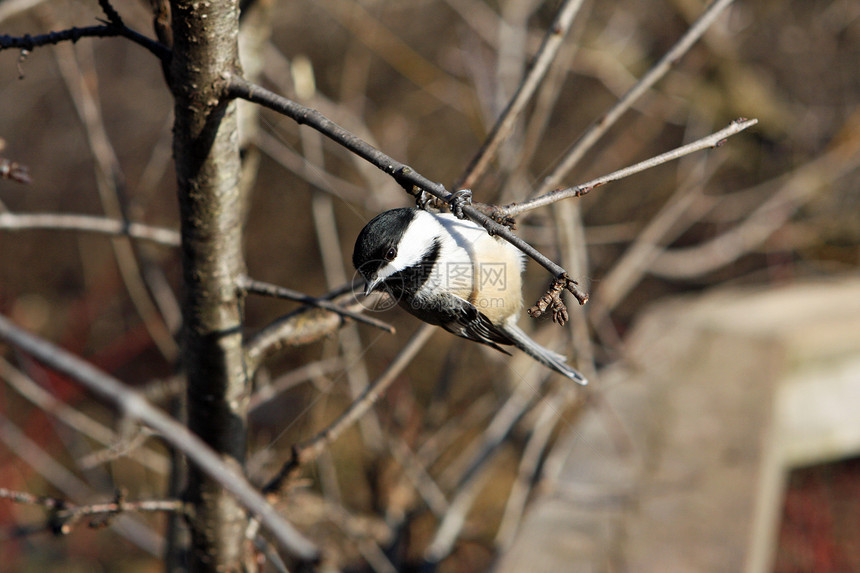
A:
[{"left": 352, "top": 208, "right": 418, "bottom": 294}]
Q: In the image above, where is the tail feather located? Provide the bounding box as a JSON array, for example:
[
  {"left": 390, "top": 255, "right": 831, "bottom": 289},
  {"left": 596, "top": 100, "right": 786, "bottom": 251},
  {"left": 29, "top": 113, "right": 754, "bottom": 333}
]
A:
[{"left": 500, "top": 324, "right": 588, "bottom": 385}]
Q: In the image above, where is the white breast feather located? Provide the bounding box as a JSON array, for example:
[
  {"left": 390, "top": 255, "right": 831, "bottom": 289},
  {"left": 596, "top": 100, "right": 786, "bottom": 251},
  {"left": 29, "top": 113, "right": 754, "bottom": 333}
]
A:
[{"left": 434, "top": 213, "right": 524, "bottom": 324}]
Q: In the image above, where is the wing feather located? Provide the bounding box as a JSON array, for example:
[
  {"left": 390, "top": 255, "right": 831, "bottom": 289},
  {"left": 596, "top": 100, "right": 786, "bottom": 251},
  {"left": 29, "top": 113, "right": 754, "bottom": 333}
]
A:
[{"left": 403, "top": 292, "right": 514, "bottom": 354}]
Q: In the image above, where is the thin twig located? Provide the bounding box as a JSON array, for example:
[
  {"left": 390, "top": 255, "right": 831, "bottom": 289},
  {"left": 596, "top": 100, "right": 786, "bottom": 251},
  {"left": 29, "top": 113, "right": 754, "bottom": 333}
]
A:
[
  {"left": 239, "top": 275, "right": 395, "bottom": 334},
  {"left": 0, "top": 212, "right": 180, "bottom": 246},
  {"left": 76, "top": 428, "right": 156, "bottom": 470},
  {"left": 246, "top": 276, "right": 361, "bottom": 372},
  {"left": 506, "top": 25, "right": 583, "bottom": 203},
  {"left": 255, "top": 130, "right": 366, "bottom": 203},
  {"left": 425, "top": 376, "right": 540, "bottom": 564},
  {"left": 248, "top": 357, "right": 343, "bottom": 412},
  {"left": 320, "top": 497, "right": 397, "bottom": 573},
  {"left": 280, "top": 491, "right": 396, "bottom": 572},
  {"left": 0, "top": 157, "right": 31, "bottom": 183},
  {"left": 495, "top": 388, "right": 573, "bottom": 549},
  {"left": 314, "top": 0, "right": 473, "bottom": 113},
  {"left": 455, "top": 0, "right": 587, "bottom": 191},
  {"left": 383, "top": 394, "right": 497, "bottom": 530},
  {"left": 302, "top": 110, "right": 387, "bottom": 451},
  {"left": 244, "top": 297, "right": 374, "bottom": 371},
  {"left": 138, "top": 373, "right": 185, "bottom": 403},
  {"left": 252, "top": 534, "right": 291, "bottom": 573},
  {"left": 386, "top": 435, "right": 449, "bottom": 517},
  {"left": 590, "top": 154, "right": 724, "bottom": 315},
  {"left": 262, "top": 42, "right": 402, "bottom": 209},
  {"left": 0, "top": 314, "right": 320, "bottom": 561},
  {"left": 527, "top": 0, "right": 738, "bottom": 199},
  {"left": 441, "top": 0, "right": 503, "bottom": 49},
  {"left": 262, "top": 324, "right": 436, "bottom": 496},
  {"left": 0, "top": 487, "right": 186, "bottom": 535},
  {"left": 0, "top": 22, "right": 170, "bottom": 61},
  {"left": 51, "top": 36, "right": 178, "bottom": 360},
  {"left": 0, "top": 357, "right": 169, "bottom": 474},
  {"left": 0, "top": 418, "right": 164, "bottom": 553},
  {"left": 96, "top": 0, "right": 123, "bottom": 26},
  {"left": 503, "top": 118, "right": 758, "bottom": 217},
  {"left": 553, "top": 199, "right": 597, "bottom": 380},
  {"left": 0, "top": 420, "right": 103, "bottom": 510},
  {"left": 648, "top": 138, "right": 860, "bottom": 279}
]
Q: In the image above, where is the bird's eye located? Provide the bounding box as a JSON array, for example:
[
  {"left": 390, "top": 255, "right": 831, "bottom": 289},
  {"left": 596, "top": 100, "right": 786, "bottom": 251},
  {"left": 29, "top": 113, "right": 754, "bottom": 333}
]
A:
[{"left": 385, "top": 247, "right": 397, "bottom": 261}]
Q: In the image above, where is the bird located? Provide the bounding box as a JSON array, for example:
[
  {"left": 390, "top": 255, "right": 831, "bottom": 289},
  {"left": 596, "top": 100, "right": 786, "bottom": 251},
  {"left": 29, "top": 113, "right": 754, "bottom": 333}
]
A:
[{"left": 352, "top": 207, "right": 587, "bottom": 384}]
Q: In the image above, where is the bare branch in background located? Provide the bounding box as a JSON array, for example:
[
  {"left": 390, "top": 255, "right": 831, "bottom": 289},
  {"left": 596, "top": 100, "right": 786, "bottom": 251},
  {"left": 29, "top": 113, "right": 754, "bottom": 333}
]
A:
[
  {"left": 263, "top": 324, "right": 436, "bottom": 496},
  {"left": 0, "top": 417, "right": 164, "bottom": 554},
  {"left": 649, "top": 131, "right": 860, "bottom": 279},
  {"left": 502, "top": 118, "right": 758, "bottom": 217},
  {"left": 455, "top": 0, "right": 587, "bottom": 191},
  {"left": 313, "top": 0, "right": 474, "bottom": 113},
  {"left": 0, "top": 212, "right": 180, "bottom": 246},
  {"left": 50, "top": 33, "right": 179, "bottom": 360},
  {"left": 242, "top": 281, "right": 385, "bottom": 370},
  {"left": 247, "top": 356, "right": 342, "bottom": 412},
  {"left": 425, "top": 374, "right": 543, "bottom": 565},
  {"left": 255, "top": 130, "right": 366, "bottom": 203},
  {"left": 529, "top": 0, "right": 738, "bottom": 198},
  {"left": 588, "top": 153, "right": 725, "bottom": 320},
  {"left": 0, "top": 487, "right": 186, "bottom": 536},
  {"left": 495, "top": 387, "right": 576, "bottom": 549},
  {"left": 0, "top": 313, "right": 319, "bottom": 562},
  {"left": 385, "top": 435, "right": 450, "bottom": 518},
  {"left": 0, "top": 357, "right": 169, "bottom": 474}
]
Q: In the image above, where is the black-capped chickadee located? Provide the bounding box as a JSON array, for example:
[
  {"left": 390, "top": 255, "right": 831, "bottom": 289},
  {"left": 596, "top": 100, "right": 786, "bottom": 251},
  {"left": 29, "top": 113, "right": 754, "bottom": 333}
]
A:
[{"left": 352, "top": 208, "right": 587, "bottom": 384}]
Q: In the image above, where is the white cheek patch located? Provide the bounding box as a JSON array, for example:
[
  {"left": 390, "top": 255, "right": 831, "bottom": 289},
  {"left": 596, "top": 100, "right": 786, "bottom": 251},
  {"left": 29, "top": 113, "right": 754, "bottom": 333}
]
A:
[{"left": 378, "top": 212, "right": 443, "bottom": 280}]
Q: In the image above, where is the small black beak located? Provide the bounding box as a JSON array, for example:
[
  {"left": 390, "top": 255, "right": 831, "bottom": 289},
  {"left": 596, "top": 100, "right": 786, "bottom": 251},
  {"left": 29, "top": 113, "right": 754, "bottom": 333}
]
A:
[{"left": 363, "top": 276, "right": 383, "bottom": 296}]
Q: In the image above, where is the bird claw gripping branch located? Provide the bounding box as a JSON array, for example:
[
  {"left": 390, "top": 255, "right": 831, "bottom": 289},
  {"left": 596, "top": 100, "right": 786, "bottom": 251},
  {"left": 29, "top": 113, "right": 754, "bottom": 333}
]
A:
[{"left": 447, "top": 188, "right": 473, "bottom": 219}]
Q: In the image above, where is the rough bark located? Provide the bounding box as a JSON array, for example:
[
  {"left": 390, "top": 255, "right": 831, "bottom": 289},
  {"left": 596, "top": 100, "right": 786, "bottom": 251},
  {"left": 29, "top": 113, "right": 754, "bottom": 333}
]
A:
[{"left": 169, "top": 0, "right": 250, "bottom": 569}]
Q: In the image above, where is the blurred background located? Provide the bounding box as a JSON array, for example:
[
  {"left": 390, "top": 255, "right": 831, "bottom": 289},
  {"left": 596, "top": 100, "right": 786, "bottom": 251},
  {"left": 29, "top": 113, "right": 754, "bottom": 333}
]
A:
[{"left": 0, "top": 0, "right": 858, "bottom": 571}]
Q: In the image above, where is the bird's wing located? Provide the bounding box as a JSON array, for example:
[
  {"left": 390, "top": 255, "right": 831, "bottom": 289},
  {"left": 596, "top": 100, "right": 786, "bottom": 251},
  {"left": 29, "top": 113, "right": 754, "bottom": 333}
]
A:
[{"left": 426, "top": 293, "right": 516, "bottom": 355}]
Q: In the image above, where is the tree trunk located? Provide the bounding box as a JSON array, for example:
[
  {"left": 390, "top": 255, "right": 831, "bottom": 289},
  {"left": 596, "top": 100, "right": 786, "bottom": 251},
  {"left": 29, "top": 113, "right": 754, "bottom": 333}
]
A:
[{"left": 169, "top": 0, "right": 250, "bottom": 569}]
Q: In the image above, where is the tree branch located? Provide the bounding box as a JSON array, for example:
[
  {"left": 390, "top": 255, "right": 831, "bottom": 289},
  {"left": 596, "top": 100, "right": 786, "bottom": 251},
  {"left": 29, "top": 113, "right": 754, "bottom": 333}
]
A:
[
  {"left": 528, "top": 0, "right": 738, "bottom": 198},
  {"left": 0, "top": 22, "right": 170, "bottom": 61},
  {"left": 243, "top": 284, "right": 382, "bottom": 371},
  {"left": 0, "top": 212, "right": 180, "bottom": 246},
  {"left": 425, "top": 375, "right": 539, "bottom": 564},
  {"left": 0, "top": 487, "right": 186, "bottom": 536},
  {"left": 0, "top": 314, "right": 319, "bottom": 561},
  {"left": 239, "top": 275, "right": 394, "bottom": 334},
  {"left": 649, "top": 136, "right": 860, "bottom": 279},
  {"left": 262, "top": 324, "right": 436, "bottom": 496},
  {"left": 454, "top": 0, "right": 587, "bottom": 191},
  {"left": 248, "top": 357, "right": 343, "bottom": 412},
  {"left": 97, "top": 0, "right": 124, "bottom": 27},
  {"left": 502, "top": 118, "right": 758, "bottom": 217},
  {"left": 0, "top": 356, "right": 169, "bottom": 474}
]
